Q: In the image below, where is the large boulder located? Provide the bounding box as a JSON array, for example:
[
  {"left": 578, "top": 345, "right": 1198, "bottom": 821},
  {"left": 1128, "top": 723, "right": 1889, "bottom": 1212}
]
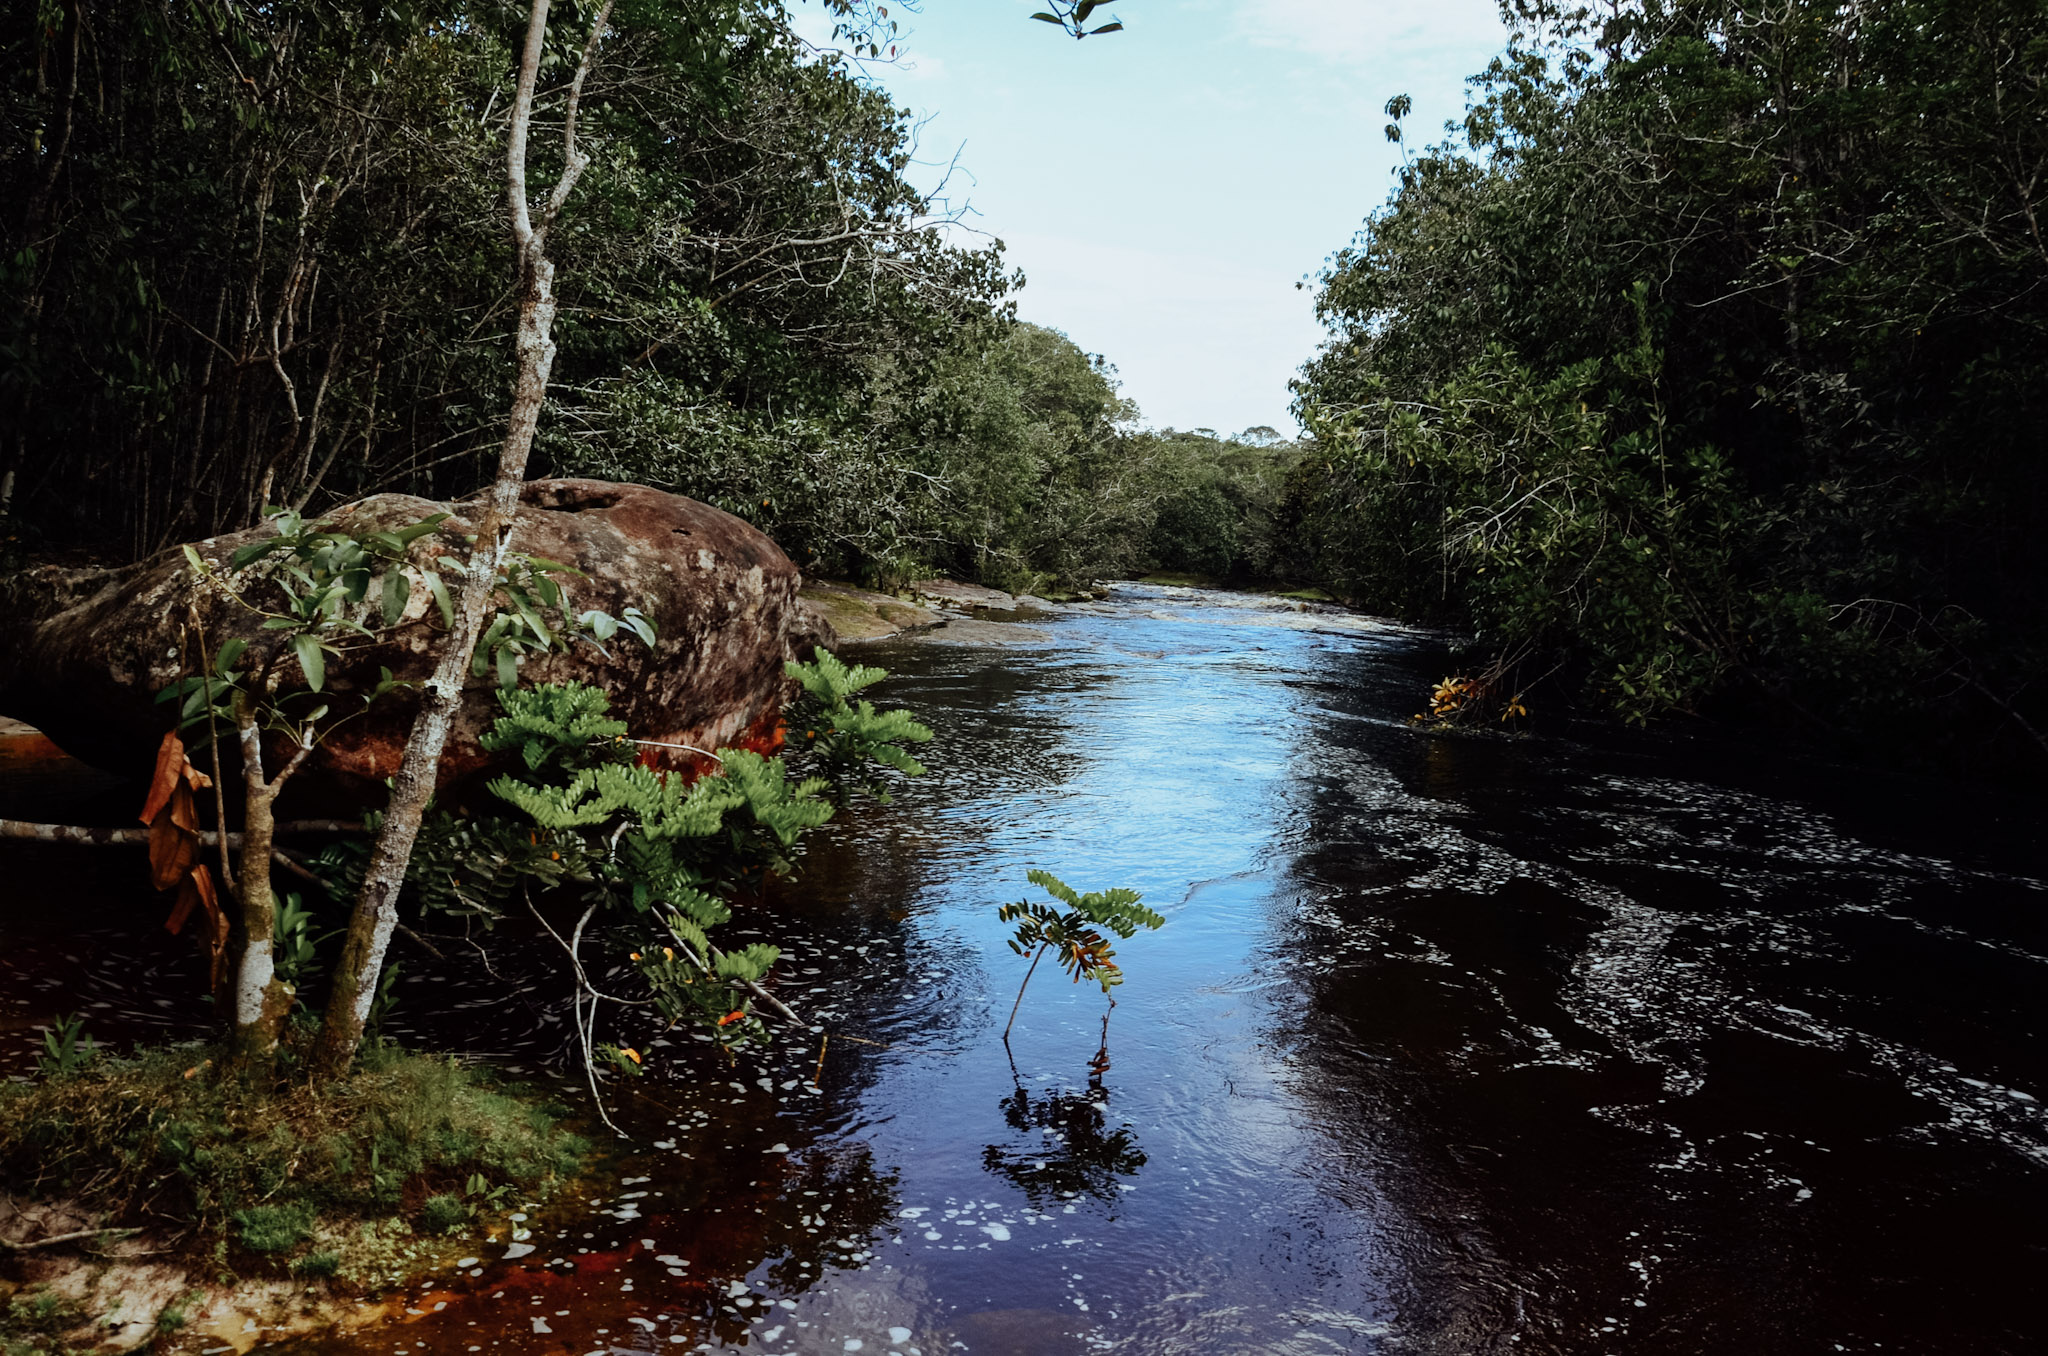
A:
[{"left": 0, "top": 480, "right": 826, "bottom": 791}]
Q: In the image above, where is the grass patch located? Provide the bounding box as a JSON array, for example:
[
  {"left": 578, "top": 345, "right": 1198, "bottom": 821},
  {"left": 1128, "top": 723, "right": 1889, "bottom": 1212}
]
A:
[
  {"left": 417, "top": 1194, "right": 468, "bottom": 1234},
  {"left": 1271, "top": 586, "right": 1337, "bottom": 603},
  {"left": 0, "top": 1032, "right": 585, "bottom": 1277}
]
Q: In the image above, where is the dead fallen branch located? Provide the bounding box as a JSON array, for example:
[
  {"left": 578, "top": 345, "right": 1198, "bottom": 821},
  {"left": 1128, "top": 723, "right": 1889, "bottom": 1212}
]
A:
[{"left": 0, "top": 819, "right": 359, "bottom": 845}]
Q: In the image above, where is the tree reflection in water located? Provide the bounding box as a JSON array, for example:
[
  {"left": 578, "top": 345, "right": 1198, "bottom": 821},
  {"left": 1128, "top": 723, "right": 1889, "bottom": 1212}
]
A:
[{"left": 983, "top": 1026, "right": 1146, "bottom": 1208}]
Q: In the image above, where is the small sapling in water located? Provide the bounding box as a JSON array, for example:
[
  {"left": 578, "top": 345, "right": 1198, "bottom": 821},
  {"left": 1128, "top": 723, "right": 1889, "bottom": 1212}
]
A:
[{"left": 998, "top": 870, "right": 1164, "bottom": 1041}]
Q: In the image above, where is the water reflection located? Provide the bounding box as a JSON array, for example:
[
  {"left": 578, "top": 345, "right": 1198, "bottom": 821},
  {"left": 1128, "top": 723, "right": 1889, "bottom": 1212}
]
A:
[
  {"left": 983, "top": 1034, "right": 1146, "bottom": 1209},
  {"left": 1267, "top": 641, "right": 2048, "bottom": 1354}
]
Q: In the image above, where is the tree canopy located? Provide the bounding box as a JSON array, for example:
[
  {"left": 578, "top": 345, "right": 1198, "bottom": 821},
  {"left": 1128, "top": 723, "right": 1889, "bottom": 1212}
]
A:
[{"left": 1290, "top": 0, "right": 2048, "bottom": 770}]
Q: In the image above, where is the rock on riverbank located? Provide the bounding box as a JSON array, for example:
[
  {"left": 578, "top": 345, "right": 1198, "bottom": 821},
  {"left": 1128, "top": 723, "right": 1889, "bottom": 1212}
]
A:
[{"left": 0, "top": 481, "right": 822, "bottom": 790}]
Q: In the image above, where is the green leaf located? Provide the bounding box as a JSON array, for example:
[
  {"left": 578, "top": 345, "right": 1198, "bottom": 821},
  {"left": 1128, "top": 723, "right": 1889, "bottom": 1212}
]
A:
[
  {"left": 495, "top": 645, "right": 518, "bottom": 690},
  {"left": 182, "top": 544, "right": 207, "bottom": 575},
  {"left": 214, "top": 638, "right": 249, "bottom": 675},
  {"left": 391, "top": 514, "right": 450, "bottom": 545},
  {"left": 472, "top": 619, "right": 503, "bottom": 677},
  {"left": 1089, "top": 21, "right": 1123, "bottom": 33},
  {"left": 1030, "top": 11, "right": 1060, "bottom": 21},
  {"left": 621, "top": 607, "right": 657, "bottom": 647},
  {"left": 509, "top": 593, "right": 554, "bottom": 650},
  {"left": 291, "top": 633, "right": 326, "bottom": 692},
  {"left": 425, "top": 571, "right": 454, "bottom": 628},
  {"left": 229, "top": 538, "right": 287, "bottom": 570},
  {"left": 381, "top": 569, "right": 409, "bottom": 627}
]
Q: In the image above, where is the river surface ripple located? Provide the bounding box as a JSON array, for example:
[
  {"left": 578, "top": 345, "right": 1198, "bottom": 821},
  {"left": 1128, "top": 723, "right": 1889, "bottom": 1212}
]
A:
[{"left": 4, "top": 583, "right": 2044, "bottom": 1355}]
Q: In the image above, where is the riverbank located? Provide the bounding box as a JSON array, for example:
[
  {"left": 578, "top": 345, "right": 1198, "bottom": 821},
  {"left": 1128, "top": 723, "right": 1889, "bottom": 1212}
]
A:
[
  {"left": 0, "top": 1036, "right": 587, "bottom": 1355},
  {"left": 798, "top": 574, "right": 1365, "bottom": 649}
]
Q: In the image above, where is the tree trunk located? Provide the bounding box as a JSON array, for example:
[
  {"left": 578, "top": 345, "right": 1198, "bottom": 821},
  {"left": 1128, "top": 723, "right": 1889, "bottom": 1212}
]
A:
[
  {"left": 230, "top": 696, "right": 306, "bottom": 1065},
  {"left": 309, "top": 0, "right": 613, "bottom": 1080}
]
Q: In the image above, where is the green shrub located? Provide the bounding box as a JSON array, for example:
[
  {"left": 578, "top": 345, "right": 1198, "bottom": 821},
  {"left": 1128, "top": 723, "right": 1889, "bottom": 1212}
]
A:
[
  {"left": 4, "top": 1290, "right": 76, "bottom": 1335},
  {"left": 417, "top": 1194, "right": 468, "bottom": 1234},
  {"left": 234, "top": 1202, "right": 314, "bottom": 1253},
  {"left": 291, "top": 1250, "right": 341, "bottom": 1278}
]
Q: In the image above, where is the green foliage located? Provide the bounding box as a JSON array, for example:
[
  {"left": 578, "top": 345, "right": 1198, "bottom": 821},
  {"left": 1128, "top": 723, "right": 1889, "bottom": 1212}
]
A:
[
  {"left": 1291, "top": 0, "right": 2048, "bottom": 761},
  {"left": 1304, "top": 306, "right": 1748, "bottom": 722},
  {"left": 0, "top": 1040, "right": 584, "bottom": 1272},
  {"left": 471, "top": 707, "right": 835, "bottom": 1048},
  {"left": 479, "top": 682, "right": 634, "bottom": 776},
  {"left": 328, "top": 671, "right": 924, "bottom": 1060},
  {"left": 2, "top": 0, "right": 1010, "bottom": 558},
  {"left": 164, "top": 509, "right": 649, "bottom": 747},
  {"left": 4, "top": 1289, "right": 77, "bottom": 1336},
  {"left": 998, "top": 870, "right": 1163, "bottom": 1040},
  {"left": 1030, "top": 1, "right": 1126, "bottom": 40},
  {"left": 417, "top": 1194, "right": 468, "bottom": 1234},
  {"left": 470, "top": 556, "right": 655, "bottom": 690},
  {"left": 1002, "top": 870, "right": 1165, "bottom": 994},
  {"left": 271, "top": 893, "right": 326, "bottom": 990},
  {"left": 786, "top": 648, "right": 933, "bottom": 795},
  {"left": 233, "top": 1202, "right": 315, "bottom": 1253},
  {"left": 35, "top": 1014, "right": 94, "bottom": 1078},
  {"left": 291, "top": 1250, "right": 342, "bottom": 1278},
  {"left": 154, "top": 1292, "right": 202, "bottom": 1334}
]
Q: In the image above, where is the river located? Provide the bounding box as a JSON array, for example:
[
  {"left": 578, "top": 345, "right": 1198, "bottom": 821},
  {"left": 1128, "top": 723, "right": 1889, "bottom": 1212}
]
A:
[{"left": 4, "top": 582, "right": 2044, "bottom": 1354}]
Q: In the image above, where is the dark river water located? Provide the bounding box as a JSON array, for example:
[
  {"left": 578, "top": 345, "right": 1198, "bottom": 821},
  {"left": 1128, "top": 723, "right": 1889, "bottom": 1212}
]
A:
[{"left": 4, "top": 583, "right": 2045, "bottom": 1355}]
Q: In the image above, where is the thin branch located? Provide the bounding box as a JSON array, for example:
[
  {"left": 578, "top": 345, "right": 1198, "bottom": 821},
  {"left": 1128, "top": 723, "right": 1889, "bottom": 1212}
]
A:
[{"left": 0, "top": 819, "right": 359, "bottom": 845}]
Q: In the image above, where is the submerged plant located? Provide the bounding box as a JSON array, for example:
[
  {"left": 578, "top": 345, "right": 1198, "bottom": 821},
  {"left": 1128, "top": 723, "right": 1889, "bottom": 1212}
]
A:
[{"left": 997, "top": 870, "right": 1163, "bottom": 1041}]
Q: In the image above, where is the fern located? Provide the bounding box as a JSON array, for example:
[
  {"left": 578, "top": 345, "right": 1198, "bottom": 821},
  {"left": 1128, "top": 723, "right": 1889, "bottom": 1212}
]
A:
[
  {"left": 786, "top": 647, "right": 891, "bottom": 704},
  {"left": 785, "top": 647, "right": 933, "bottom": 799},
  {"left": 480, "top": 682, "right": 632, "bottom": 776},
  {"left": 313, "top": 675, "right": 926, "bottom": 1064},
  {"left": 717, "top": 750, "right": 834, "bottom": 846}
]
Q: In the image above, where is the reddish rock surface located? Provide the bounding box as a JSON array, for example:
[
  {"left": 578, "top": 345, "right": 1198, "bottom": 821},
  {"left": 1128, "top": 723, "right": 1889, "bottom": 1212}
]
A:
[{"left": 0, "top": 480, "right": 822, "bottom": 791}]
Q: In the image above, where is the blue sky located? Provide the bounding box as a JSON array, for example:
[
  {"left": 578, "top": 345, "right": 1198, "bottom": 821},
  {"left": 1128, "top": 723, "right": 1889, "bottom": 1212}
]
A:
[{"left": 806, "top": 1, "right": 1509, "bottom": 435}]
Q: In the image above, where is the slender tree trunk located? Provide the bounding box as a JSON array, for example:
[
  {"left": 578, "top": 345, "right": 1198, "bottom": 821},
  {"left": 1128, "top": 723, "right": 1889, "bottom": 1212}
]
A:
[
  {"left": 231, "top": 695, "right": 309, "bottom": 1065},
  {"left": 310, "top": 0, "right": 613, "bottom": 1080},
  {"left": 1004, "top": 943, "right": 1051, "bottom": 1042}
]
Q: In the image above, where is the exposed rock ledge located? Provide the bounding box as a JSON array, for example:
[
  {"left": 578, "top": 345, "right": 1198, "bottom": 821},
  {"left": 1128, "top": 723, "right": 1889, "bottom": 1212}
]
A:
[{"left": 797, "top": 579, "right": 1058, "bottom": 646}]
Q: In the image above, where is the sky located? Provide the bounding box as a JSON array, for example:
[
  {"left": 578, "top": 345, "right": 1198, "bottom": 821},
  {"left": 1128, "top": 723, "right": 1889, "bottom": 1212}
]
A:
[{"left": 804, "top": 0, "right": 1510, "bottom": 435}]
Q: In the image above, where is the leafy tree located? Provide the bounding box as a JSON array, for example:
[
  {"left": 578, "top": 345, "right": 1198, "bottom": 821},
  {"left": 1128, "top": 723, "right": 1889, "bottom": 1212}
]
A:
[{"left": 1292, "top": 0, "right": 2048, "bottom": 765}]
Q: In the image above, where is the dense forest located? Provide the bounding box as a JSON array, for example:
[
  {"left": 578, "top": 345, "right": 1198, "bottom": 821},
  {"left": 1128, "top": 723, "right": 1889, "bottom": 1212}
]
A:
[
  {"left": 1289, "top": 0, "right": 2047, "bottom": 771},
  {"left": 0, "top": 0, "right": 1290, "bottom": 594}
]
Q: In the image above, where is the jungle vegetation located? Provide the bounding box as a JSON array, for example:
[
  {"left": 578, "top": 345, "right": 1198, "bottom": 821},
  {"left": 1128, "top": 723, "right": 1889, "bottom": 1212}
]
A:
[
  {"left": 0, "top": 0, "right": 1287, "bottom": 593},
  {"left": 1289, "top": 0, "right": 2048, "bottom": 770}
]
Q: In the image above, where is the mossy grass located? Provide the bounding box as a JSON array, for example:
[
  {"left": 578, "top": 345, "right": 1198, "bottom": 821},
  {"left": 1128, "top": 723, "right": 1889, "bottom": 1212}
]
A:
[{"left": 0, "top": 1025, "right": 586, "bottom": 1280}]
